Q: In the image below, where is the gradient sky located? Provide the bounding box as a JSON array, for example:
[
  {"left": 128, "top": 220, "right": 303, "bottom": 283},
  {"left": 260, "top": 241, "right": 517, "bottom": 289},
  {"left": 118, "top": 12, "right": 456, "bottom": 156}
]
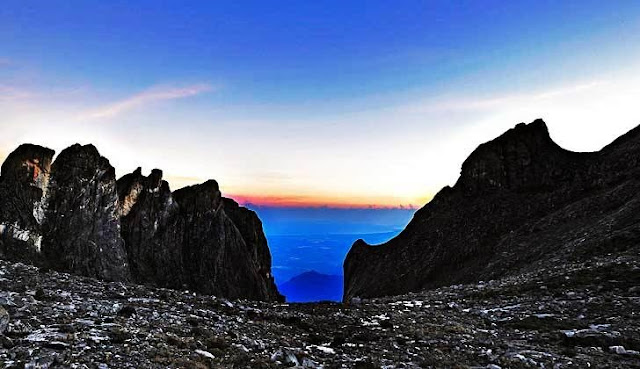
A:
[{"left": 2, "top": 1, "right": 640, "bottom": 207}]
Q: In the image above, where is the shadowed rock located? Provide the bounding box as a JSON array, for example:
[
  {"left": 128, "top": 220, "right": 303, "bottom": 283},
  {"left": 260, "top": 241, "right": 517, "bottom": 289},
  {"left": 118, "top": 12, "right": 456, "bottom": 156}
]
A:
[
  {"left": 0, "top": 142, "right": 283, "bottom": 300},
  {"left": 41, "top": 144, "right": 130, "bottom": 282},
  {"left": 173, "top": 182, "right": 283, "bottom": 301},
  {"left": 116, "top": 169, "right": 282, "bottom": 301},
  {"left": 0, "top": 144, "right": 54, "bottom": 259},
  {"left": 344, "top": 119, "right": 640, "bottom": 301},
  {"left": 222, "top": 197, "right": 283, "bottom": 301},
  {"left": 117, "top": 168, "right": 183, "bottom": 288}
]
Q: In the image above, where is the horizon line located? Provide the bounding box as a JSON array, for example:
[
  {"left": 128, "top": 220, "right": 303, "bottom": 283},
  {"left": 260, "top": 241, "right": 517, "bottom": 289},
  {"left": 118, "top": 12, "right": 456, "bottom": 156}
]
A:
[{"left": 235, "top": 200, "right": 420, "bottom": 211}]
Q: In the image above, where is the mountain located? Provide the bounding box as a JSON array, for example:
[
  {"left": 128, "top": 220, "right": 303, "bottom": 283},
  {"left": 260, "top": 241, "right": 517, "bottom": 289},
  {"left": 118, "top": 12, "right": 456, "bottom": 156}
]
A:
[
  {"left": 0, "top": 143, "right": 282, "bottom": 302},
  {"left": 344, "top": 119, "right": 640, "bottom": 301},
  {"left": 279, "top": 271, "right": 343, "bottom": 302},
  {"left": 1, "top": 122, "right": 639, "bottom": 368}
]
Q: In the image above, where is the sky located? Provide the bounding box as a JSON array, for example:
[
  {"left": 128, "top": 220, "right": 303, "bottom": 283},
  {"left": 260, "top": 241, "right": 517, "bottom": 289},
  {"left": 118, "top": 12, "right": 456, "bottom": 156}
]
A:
[{"left": 2, "top": 1, "right": 640, "bottom": 208}]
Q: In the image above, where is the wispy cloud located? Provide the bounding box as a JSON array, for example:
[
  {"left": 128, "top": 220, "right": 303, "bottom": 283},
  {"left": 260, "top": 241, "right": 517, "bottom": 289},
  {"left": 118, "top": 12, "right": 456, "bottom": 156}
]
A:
[
  {"left": 0, "top": 85, "right": 34, "bottom": 101},
  {"left": 80, "top": 83, "right": 214, "bottom": 120},
  {"left": 400, "top": 80, "right": 608, "bottom": 114}
]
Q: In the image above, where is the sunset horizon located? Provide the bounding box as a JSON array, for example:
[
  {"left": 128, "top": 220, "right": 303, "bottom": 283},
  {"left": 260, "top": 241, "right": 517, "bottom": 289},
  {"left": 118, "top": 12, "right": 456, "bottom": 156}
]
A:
[
  {"left": 3, "top": 2, "right": 640, "bottom": 208},
  {"left": 2, "top": 2, "right": 640, "bottom": 366}
]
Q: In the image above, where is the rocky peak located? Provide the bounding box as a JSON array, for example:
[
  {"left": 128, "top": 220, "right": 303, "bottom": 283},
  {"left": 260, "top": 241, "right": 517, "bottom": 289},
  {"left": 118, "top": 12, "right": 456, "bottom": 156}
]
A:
[
  {"left": 148, "top": 169, "right": 163, "bottom": 188},
  {"left": 0, "top": 144, "right": 54, "bottom": 192},
  {"left": 457, "top": 119, "right": 576, "bottom": 192},
  {"left": 0, "top": 142, "right": 282, "bottom": 301},
  {"left": 222, "top": 197, "right": 283, "bottom": 301},
  {"left": 0, "top": 144, "right": 55, "bottom": 227},
  {"left": 0, "top": 144, "right": 55, "bottom": 259},
  {"left": 0, "top": 139, "right": 286, "bottom": 301},
  {"left": 173, "top": 180, "right": 222, "bottom": 215},
  {"left": 116, "top": 167, "right": 145, "bottom": 217},
  {"left": 117, "top": 167, "right": 181, "bottom": 287},
  {"left": 40, "top": 144, "right": 130, "bottom": 282},
  {"left": 53, "top": 144, "right": 116, "bottom": 181},
  {"left": 344, "top": 119, "right": 640, "bottom": 301},
  {"left": 114, "top": 167, "right": 282, "bottom": 300},
  {"left": 116, "top": 167, "right": 172, "bottom": 217},
  {"left": 170, "top": 180, "right": 283, "bottom": 301}
]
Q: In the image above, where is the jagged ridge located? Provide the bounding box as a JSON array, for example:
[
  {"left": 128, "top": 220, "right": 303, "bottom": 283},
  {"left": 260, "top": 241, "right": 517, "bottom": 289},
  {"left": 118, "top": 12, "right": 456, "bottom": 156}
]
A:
[
  {"left": 0, "top": 144, "right": 282, "bottom": 302},
  {"left": 343, "top": 119, "right": 640, "bottom": 301}
]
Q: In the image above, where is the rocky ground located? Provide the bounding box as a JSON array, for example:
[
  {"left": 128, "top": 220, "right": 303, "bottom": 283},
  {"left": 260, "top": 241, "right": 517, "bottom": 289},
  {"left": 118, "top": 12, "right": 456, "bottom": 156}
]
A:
[{"left": 0, "top": 253, "right": 639, "bottom": 369}]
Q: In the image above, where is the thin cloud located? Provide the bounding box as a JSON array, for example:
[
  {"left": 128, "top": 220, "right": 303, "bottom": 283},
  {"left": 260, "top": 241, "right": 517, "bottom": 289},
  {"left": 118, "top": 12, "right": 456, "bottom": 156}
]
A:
[
  {"left": 400, "top": 80, "right": 607, "bottom": 114},
  {"left": 81, "top": 84, "right": 215, "bottom": 120},
  {"left": 0, "top": 85, "right": 34, "bottom": 101}
]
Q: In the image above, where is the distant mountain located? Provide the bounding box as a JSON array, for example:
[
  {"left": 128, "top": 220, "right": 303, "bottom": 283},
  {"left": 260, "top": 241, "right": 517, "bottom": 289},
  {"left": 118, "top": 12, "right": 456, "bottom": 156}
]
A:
[
  {"left": 344, "top": 119, "right": 640, "bottom": 301},
  {"left": 279, "top": 271, "right": 343, "bottom": 302},
  {"left": 0, "top": 144, "right": 282, "bottom": 301},
  {"left": 267, "top": 231, "right": 404, "bottom": 284}
]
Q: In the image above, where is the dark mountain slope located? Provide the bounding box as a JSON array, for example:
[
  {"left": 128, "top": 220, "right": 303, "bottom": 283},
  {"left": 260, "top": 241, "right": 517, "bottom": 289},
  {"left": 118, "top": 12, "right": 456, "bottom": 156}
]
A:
[{"left": 344, "top": 119, "right": 640, "bottom": 300}]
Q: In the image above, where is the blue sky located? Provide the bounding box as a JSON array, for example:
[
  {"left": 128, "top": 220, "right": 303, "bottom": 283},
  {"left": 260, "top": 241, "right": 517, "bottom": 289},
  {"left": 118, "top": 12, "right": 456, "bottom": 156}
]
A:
[{"left": 2, "top": 1, "right": 640, "bottom": 207}]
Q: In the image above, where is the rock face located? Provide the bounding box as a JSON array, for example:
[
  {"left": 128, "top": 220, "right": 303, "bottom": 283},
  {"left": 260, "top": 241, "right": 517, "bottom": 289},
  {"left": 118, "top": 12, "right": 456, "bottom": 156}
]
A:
[
  {"left": 117, "top": 167, "right": 182, "bottom": 287},
  {"left": 344, "top": 119, "right": 640, "bottom": 301},
  {"left": 0, "top": 144, "right": 54, "bottom": 259},
  {"left": 173, "top": 181, "right": 282, "bottom": 300},
  {"left": 0, "top": 144, "right": 282, "bottom": 301},
  {"left": 41, "top": 144, "right": 130, "bottom": 282},
  {"left": 219, "top": 197, "right": 282, "bottom": 301}
]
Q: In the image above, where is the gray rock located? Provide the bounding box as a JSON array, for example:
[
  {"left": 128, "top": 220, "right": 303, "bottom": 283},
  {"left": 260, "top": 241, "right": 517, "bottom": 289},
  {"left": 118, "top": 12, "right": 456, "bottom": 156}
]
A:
[
  {"left": 0, "top": 144, "right": 54, "bottom": 259},
  {"left": 40, "top": 144, "right": 130, "bottom": 281},
  {"left": 173, "top": 181, "right": 282, "bottom": 301},
  {"left": 610, "top": 345, "right": 627, "bottom": 354},
  {"left": 0, "top": 305, "right": 8, "bottom": 333},
  {"left": 0, "top": 254, "right": 637, "bottom": 368},
  {"left": 117, "top": 168, "right": 184, "bottom": 288}
]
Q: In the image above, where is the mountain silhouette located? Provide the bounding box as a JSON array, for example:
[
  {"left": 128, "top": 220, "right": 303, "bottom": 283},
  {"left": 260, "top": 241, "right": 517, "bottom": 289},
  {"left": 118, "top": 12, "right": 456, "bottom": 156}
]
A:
[
  {"left": 0, "top": 144, "right": 282, "bottom": 301},
  {"left": 344, "top": 119, "right": 640, "bottom": 301}
]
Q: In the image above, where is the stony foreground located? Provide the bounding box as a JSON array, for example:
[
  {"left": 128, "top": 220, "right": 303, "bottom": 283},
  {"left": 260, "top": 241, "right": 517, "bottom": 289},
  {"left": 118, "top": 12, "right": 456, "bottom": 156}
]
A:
[{"left": 0, "top": 255, "right": 639, "bottom": 368}]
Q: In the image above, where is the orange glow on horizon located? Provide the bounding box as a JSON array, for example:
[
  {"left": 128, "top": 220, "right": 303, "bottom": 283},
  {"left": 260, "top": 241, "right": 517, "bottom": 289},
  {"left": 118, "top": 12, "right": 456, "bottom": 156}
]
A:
[
  {"left": 224, "top": 193, "right": 430, "bottom": 209},
  {"left": 163, "top": 175, "right": 432, "bottom": 209}
]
